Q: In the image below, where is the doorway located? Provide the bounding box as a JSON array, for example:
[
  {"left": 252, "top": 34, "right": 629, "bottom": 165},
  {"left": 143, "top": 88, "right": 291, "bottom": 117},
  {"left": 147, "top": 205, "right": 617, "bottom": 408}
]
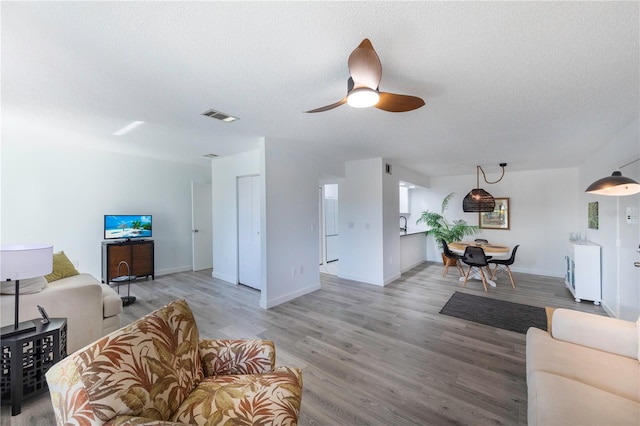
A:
[
  {"left": 237, "top": 175, "right": 262, "bottom": 290},
  {"left": 191, "top": 182, "right": 213, "bottom": 271},
  {"left": 319, "top": 184, "right": 339, "bottom": 275}
]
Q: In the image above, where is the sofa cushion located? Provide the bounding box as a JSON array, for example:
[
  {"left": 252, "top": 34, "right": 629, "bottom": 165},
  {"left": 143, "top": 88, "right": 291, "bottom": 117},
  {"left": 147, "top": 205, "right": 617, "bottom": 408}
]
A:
[
  {"left": 637, "top": 317, "right": 640, "bottom": 362},
  {"left": 551, "top": 308, "right": 638, "bottom": 359},
  {"left": 73, "top": 299, "right": 204, "bottom": 422},
  {"left": 526, "top": 327, "right": 640, "bottom": 402},
  {"left": 528, "top": 371, "right": 640, "bottom": 425},
  {"left": 0, "top": 276, "right": 47, "bottom": 294},
  {"left": 45, "top": 251, "right": 79, "bottom": 283},
  {"left": 102, "top": 285, "right": 123, "bottom": 318},
  {"left": 169, "top": 366, "right": 302, "bottom": 425}
]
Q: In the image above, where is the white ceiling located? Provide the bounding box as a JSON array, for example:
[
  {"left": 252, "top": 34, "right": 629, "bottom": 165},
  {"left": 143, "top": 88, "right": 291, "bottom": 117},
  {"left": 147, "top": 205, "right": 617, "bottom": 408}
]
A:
[{"left": 2, "top": 1, "right": 638, "bottom": 177}]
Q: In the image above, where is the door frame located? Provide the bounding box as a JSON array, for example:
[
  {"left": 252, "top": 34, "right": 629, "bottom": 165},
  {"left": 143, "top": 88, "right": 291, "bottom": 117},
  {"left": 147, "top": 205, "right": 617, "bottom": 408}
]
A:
[{"left": 191, "top": 182, "right": 213, "bottom": 271}]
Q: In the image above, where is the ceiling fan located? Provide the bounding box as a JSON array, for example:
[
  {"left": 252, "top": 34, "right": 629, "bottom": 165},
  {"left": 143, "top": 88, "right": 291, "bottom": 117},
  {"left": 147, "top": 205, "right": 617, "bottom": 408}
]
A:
[{"left": 305, "top": 38, "right": 425, "bottom": 113}]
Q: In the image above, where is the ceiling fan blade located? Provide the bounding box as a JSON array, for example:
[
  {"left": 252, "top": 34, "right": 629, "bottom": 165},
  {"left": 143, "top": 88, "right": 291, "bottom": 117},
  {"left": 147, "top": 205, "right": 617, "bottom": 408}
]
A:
[
  {"left": 348, "top": 38, "right": 382, "bottom": 90},
  {"left": 304, "top": 98, "right": 347, "bottom": 113},
  {"left": 375, "top": 92, "right": 425, "bottom": 112}
]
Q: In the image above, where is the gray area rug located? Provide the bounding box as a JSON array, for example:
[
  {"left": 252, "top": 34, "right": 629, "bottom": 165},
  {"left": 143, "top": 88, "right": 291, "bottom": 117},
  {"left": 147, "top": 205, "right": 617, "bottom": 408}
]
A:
[{"left": 440, "top": 291, "right": 547, "bottom": 334}]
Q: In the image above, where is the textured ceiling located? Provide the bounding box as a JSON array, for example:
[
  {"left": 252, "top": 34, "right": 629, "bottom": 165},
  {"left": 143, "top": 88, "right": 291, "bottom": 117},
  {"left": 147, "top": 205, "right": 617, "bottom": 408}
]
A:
[{"left": 2, "top": 1, "right": 638, "bottom": 176}]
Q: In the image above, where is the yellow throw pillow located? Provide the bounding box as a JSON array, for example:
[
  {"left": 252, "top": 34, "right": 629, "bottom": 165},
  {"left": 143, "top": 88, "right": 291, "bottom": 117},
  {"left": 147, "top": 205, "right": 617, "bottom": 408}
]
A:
[{"left": 45, "top": 251, "right": 79, "bottom": 283}]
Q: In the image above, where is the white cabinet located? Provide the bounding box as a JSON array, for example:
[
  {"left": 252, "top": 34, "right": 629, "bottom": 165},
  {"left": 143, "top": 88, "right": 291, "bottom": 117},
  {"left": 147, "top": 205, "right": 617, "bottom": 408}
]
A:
[
  {"left": 399, "top": 186, "right": 409, "bottom": 214},
  {"left": 400, "top": 233, "right": 426, "bottom": 273},
  {"left": 565, "top": 242, "right": 601, "bottom": 305}
]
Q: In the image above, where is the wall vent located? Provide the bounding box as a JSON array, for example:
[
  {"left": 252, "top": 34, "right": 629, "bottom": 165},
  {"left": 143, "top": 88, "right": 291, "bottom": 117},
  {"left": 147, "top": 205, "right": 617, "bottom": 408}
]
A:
[{"left": 201, "top": 109, "right": 238, "bottom": 123}]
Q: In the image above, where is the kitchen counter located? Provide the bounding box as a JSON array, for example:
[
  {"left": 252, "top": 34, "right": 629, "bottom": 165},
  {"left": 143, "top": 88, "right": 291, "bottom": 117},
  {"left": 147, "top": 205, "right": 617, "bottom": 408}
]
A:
[
  {"left": 400, "top": 231, "right": 427, "bottom": 272},
  {"left": 400, "top": 229, "right": 427, "bottom": 237}
]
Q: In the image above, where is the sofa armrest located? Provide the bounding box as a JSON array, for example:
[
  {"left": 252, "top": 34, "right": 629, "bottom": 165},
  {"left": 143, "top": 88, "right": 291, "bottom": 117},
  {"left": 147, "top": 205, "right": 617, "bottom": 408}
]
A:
[
  {"left": 104, "top": 416, "right": 187, "bottom": 425},
  {"left": 199, "top": 339, "right": 275, "bottom": 376},
  {"left": 1, "top": 273, "right": 104, "bottom": 353},
  {"left": 551, "top": 308, "right": 638, "bottom": 359},
  {"left": 46, "top": 356, "right": 99, "bottom": 426}
]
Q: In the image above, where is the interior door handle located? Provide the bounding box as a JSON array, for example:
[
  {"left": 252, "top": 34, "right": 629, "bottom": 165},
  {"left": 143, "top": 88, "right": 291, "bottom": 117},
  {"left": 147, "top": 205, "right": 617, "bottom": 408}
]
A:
[
  {"left": 193, "top": 229, "right": 199, "bottom": 233},
  {"left": 634, "top": 262, "right": 640, "bottom": 267}
]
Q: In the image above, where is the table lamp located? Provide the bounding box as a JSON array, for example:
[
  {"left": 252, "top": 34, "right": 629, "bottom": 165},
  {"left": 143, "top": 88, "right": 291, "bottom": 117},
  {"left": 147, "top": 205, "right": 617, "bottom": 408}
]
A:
[{"left": 1, "top": 244, "right": 53, "bottom": 338}]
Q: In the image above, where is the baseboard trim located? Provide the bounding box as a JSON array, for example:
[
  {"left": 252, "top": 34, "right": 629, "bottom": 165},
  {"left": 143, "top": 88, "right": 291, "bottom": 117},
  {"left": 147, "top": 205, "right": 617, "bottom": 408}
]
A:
[
  {"left": 212, "top": 271, "right": 237, "bottom": 284},
  {"left": 262, "top": 282, "right": 320, "bottom": 309},
  {"left": 384, "top": 272, "right": 401, "bottom": 285},
  {"left": 601, "top": 301, "right": 616, "bottom": 318},
  {"left": 401, "top": 259, "right": 427, "bottom": 273},
  {"left": 156, "top": 266, "right": 191, "bottom": 276},
  {"left": 337, "top": 272, "right": 385, "bottom": 286}
]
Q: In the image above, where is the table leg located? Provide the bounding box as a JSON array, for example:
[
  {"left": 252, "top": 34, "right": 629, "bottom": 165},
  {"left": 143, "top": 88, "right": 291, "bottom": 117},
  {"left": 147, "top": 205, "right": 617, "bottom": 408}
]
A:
[
  {"left": 459, "top": 270, "right": 496, "bottom": 287},
  {"left": 9, "top": 342, "right": 22, "bottom": 416}
]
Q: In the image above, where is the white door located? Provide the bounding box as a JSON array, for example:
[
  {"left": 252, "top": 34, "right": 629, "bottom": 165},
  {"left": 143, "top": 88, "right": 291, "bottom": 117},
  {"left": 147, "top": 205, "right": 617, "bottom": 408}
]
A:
[
  {"left": 238, "top": 175, "right": 261, "bottom": 290},
  {"left": 319, "top": 187, "right": 324, "bottom": 265},
  {"left": 191, "top": 182, "right": 213, "bottom": 271}
]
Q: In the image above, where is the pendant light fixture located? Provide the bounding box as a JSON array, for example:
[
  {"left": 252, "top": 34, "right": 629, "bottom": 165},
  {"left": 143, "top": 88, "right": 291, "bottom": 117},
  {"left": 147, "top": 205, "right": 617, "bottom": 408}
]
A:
[
  {"left": 462, "top": 163, "right": 507, "bottom": 212},
  {"left": 585, "top": 159, "right": 640, "bottom": 196}
]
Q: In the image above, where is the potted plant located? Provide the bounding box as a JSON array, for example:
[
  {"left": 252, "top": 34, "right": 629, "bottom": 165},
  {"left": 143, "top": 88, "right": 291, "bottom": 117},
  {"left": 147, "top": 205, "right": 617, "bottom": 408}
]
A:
[{"left": 416, "top": 192, "right": 480, "bottom": 265}]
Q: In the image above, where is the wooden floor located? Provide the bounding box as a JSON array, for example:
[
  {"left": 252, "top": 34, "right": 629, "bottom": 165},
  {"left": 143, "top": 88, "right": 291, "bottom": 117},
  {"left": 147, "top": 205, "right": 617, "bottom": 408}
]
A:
[{"left": 1, "top": 261, "right": 604, "bottom": 425}]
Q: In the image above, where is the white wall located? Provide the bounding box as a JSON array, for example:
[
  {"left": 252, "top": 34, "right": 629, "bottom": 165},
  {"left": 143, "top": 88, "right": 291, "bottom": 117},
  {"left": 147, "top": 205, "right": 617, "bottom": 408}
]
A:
[
  {"left": 1, "top": 142, "right": 210, "bottom": 279},
  {"left": 427, "top": 168, "right": 579, "bottom": 277},
  {"left": 579, "top": 118, "right": 640, "bottom": 320},
  {"left": 382, "top": 161, "right": 401, "bottom": 284},
  {"left": 261, "top": 138, "right": 343, "bottom": 307},
  {"left": 211, "top": 139, "right": 343, "bottom": 308},
  {"left": 339, "top": 158, "right": 385, "bottom": 285},
  {"left": 211, "top": 150, "right": 260, "bottom": 284}
]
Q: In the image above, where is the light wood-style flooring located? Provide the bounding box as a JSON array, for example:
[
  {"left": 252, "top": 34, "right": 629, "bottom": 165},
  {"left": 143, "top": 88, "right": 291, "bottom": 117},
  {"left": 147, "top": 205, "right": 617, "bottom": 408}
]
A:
[{"left": 1, "top": 261, "right": 604, "bottom": 425}]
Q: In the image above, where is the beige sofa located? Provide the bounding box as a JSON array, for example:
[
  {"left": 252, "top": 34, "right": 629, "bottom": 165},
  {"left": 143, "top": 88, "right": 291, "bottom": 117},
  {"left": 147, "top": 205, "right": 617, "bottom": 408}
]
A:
[
  {"left": 526, "top": 308, "right": 640, "bottom": 425},
  {"left": 1, "top": 273, "right": 122, "bottom": 352}
]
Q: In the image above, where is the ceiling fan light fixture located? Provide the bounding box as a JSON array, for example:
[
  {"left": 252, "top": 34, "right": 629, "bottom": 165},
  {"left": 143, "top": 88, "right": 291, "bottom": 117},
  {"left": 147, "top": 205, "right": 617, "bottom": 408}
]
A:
[{"left": 347, "top": 87, "right": 379, "bottom": 108}]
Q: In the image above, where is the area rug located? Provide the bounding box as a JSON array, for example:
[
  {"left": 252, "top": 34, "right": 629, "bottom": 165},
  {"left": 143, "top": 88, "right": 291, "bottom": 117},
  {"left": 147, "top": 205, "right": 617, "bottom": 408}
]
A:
[{"left": 439, "top": 291, "right": 547, "bottom": 334}]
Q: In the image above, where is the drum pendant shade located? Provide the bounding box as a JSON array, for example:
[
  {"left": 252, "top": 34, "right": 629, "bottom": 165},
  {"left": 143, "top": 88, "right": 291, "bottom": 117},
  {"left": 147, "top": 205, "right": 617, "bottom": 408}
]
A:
[
  {"left": 462, "top": 164, "right": 507, "bottom": 212},
  {"left": 462, "top": 188, "right": 496, "bottom": 212}
]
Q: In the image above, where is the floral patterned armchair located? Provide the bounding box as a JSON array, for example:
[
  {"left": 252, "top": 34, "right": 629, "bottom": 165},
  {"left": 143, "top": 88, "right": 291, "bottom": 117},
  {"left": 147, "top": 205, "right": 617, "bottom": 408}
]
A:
[{"left": 46, "top": 299, "right": 303, "bottom": 425}]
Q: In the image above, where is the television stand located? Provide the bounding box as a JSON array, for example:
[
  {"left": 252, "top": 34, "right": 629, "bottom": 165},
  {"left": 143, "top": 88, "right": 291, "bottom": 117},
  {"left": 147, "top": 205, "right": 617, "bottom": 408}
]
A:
[{"left": 101, "top": 240, "right": 154, "bottom": 284}]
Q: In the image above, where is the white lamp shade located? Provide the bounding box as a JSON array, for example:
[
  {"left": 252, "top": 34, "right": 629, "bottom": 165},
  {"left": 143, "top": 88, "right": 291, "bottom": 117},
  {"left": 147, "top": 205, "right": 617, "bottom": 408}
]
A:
[{"left": 1, "top": 244, "right": 53, "bottom": 281}]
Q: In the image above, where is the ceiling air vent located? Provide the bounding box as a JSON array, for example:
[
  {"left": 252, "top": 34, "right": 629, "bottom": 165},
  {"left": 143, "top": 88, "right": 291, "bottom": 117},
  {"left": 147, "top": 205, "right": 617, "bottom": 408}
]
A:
[{"left": 201, "top": 109, "right": 238, "bottom": 123}]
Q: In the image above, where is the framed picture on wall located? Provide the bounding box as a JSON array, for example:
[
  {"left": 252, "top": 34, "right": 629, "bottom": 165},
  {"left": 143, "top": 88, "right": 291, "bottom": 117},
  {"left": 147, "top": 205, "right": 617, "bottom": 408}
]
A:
[
  {"left": 588, "top": 201, "right": 599, "bottom": 229},
  {"left": 479, "top": 197, "right": 510, "bottom": 230}
]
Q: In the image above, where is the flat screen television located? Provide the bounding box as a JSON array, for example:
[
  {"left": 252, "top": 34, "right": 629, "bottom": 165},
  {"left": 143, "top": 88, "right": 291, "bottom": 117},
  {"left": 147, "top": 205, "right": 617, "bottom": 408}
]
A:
[{"left": 104, "top": 215, "right": 152, "bottom": 240}]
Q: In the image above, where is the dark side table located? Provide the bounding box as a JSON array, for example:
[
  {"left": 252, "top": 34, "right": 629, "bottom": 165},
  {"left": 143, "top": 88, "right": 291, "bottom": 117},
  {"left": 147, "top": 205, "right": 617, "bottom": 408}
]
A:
[{"left": 1, "top": 318, "right": 67, "bottom": 416}]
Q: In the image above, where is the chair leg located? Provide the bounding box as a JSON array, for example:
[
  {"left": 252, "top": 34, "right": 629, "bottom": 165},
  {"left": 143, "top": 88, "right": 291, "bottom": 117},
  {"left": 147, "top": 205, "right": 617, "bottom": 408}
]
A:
[
  {"left": 442, "top": 262, "right": 449, "bottom": 277},
  {"left": 456, "top": 260, "right": 464, "bottom": 276},
  {"left": 478, "top": 267, "right": 488, "bottom": 292},
  {"left": 490, "top": 264, "right": 498, "bottom": 280},
  {"left": 506, "top": 266, "right": 516, "bottom": 288},
  {"left": 462, "top": 266, "right": 472, "bottom": 288}
]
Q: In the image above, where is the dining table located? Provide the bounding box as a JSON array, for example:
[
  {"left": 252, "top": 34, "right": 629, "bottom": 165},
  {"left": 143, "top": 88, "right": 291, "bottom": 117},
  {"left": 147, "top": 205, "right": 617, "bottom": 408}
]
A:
[{"left": 448, "top": 241, "right": 511, "bottom": 287}]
